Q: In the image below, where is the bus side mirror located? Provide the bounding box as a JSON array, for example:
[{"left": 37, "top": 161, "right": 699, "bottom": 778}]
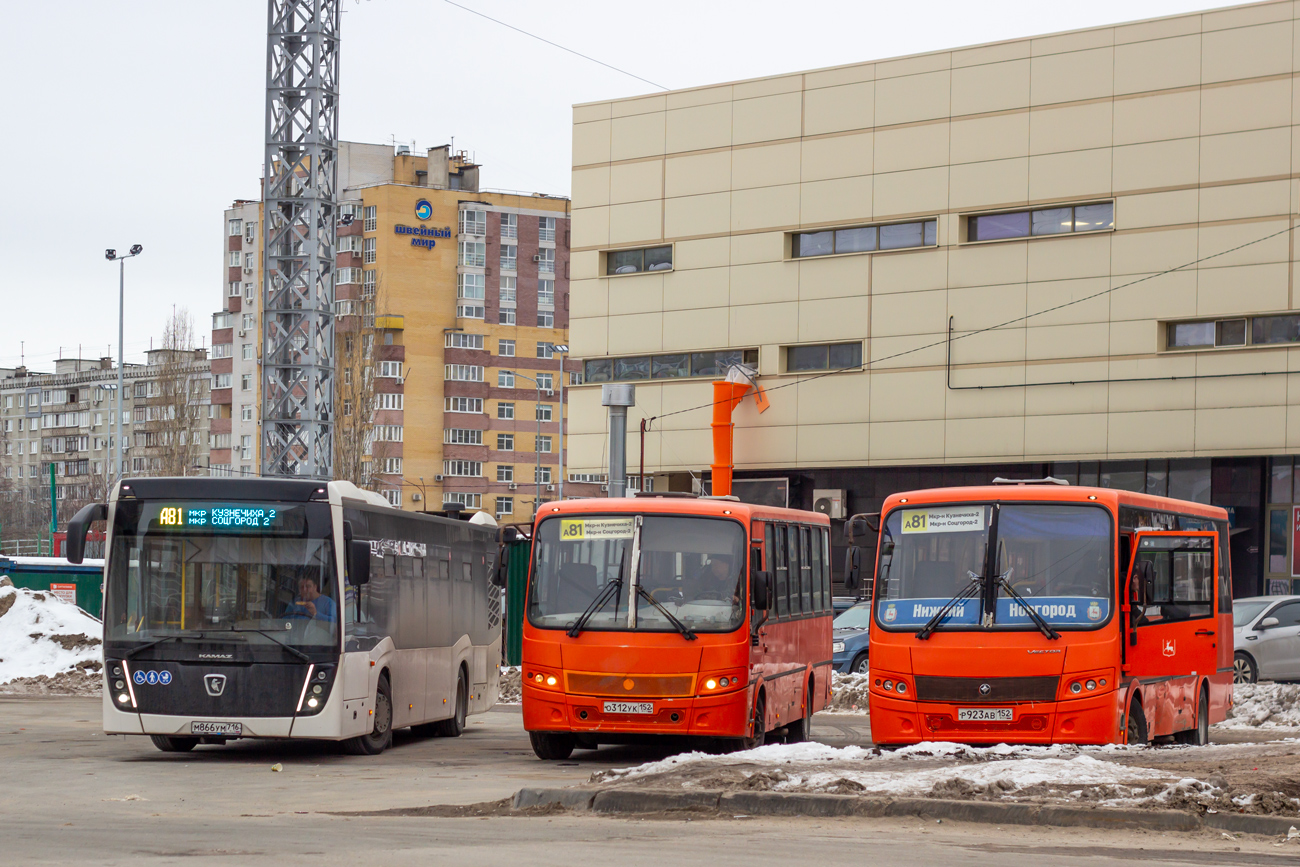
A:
[
  {"left": 1131, "top": 559, "right": 1153, "bottom": 609},
  {"left": 844, "top": 513, "right": 879, "bottom": 545},
  {"left": 500, "top": 526, "right": 520, "bottom": 544},
  {"left": 843, "top": 546, "right": 863, "bottom": 592},
  {"left": 752, "top": 571, "right": 770, "bottom": 610},
  {"left": 66, "top": 502, "right": 108, "bottom": 564},
  {"left": 349, "top": 540, "right": 372, "bottom": 586},
  {"left": 491, "top": 548, "right": 509, "bottom": 588}
]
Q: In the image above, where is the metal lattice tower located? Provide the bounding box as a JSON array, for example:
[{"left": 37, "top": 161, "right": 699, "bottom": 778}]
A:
[{"left": 261, "top": 0, "right": 339, "bottom": 479}]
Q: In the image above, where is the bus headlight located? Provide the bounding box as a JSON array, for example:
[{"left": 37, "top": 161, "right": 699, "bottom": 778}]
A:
[
  {"left": 295, "top": 664, "right": 336, "bottom": 715},
  {"left": 1058, "top": 669, "right": 1114, "bottom": 700},
  {"left": 118, "top": 693, "right": 130, "bottom": 704},
  {"left": 697, "top": 670, "right": 747, "bottom": 695},
  {"left": 525, "top": 670, "right": 563, "bottom": 691}
]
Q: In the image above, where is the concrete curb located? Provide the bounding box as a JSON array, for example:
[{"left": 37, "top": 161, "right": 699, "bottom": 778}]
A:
[{"left": 510, "top": 786, "right": 1300, "bottom": 836}]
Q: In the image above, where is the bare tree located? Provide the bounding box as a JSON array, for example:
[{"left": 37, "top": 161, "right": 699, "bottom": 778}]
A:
[
  {"left": 334, "top": 285, "right": 395, "bottom": 491},
  {"left": 141, "top": 308, "right": 208, "bottom": 477}
]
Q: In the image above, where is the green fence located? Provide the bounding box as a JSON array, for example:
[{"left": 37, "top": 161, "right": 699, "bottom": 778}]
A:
[
  {"left": 503, "top": 538, "right": 531, "bottom": 666},
  {"left": 0, "top": 557, "right": 105, "bottom": 617}
]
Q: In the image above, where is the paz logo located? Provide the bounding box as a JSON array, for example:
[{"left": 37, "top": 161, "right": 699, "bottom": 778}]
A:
[
  {"left": 414, "top": 199, "right": 433, "bottom": 220},
  {"left": 1163, "top": 638, "right": 1177, "bottom": 657}
]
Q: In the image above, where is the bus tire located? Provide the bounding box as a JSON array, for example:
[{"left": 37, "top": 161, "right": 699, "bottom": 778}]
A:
[
  {"left": 343, "top": 674, "right": 393, "bottom": 755},
  {"left": 1234, "top": 651, "right": 1258, "bottom": 684},
  {"left": 785, "top": 680, "right": 813, "bottom": 744},
  {"left": 434, "top": 668, "right": 468, "bottom": 738},
  {"left": 1125, "top": 695, "right": 1148, "bottom": 747},
  {"left": 1176, "top": 686, "right": 1211, "bottom": 746},
  {"left": 850, "top": 653, "right": 870, "bottom": 675},
  {"left": 149, "top": 735, "right": 198, "bottom": 753},
  {"left": 529, "top": 731, "right": 575, "bottom": 760}
]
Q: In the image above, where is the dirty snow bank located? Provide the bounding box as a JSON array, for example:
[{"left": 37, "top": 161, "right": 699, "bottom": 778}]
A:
[
  {"left": 0, "top": 579, "right": 103, "bottom": 695},
  {"left": 499, "top": 666, "right": 521, "bottom": 704},
  {"left": 828, "top": 671, "right": 871, "bottom": 712},
  {"left": 1220, "top": 683, "right": 1300, "bottom": 729}
]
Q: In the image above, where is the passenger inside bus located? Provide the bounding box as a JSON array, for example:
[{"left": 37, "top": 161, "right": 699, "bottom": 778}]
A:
[{"left": 283, "top": 576, "right": 338, "bottom": 623}]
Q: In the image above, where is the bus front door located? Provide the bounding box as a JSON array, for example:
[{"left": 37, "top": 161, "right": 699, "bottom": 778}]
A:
[{"left": 1125, "top": 531, "right": 1218, "bottom": 738}]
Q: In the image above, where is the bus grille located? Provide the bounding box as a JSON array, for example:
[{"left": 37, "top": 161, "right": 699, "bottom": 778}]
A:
[
  {"left": 913, "top": 675, "right": 1058, "bottom": 703},
  {"left": 565, "top": 672, "right": 694, "bottom": 698}
]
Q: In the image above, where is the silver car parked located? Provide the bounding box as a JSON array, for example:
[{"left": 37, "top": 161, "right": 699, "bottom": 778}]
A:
[{"left": 1233, "top": 595, "right": 1300, "bottom": 683}]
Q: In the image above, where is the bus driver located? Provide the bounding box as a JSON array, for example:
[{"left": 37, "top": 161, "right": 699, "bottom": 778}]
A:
[
  {"left": 284, "top": 576, "right": 337, "bottom": 623},
  {"left": 696, "top": 556, "right": 741, "bottom": 606}
]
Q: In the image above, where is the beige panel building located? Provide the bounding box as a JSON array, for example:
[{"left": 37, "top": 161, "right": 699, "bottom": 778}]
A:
[{"left": 567, "top": 0, "right": 1300, "bottom": 595}]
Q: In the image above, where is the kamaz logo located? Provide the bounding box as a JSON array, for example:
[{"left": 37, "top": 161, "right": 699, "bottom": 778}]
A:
[
  {"left": 204, "top": 674, "right": 227, "bottom": 697},
  {"left": 198, "top": 653, "right": 233, "bottom": 660}
]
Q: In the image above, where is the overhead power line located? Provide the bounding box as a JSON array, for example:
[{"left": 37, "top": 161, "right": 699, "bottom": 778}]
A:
[
  {"left": 644, "top": 221, "right": 1300, "bottom": 426},
  {"left": 441, "top": 0, "right": 668, "bottom": 91}
]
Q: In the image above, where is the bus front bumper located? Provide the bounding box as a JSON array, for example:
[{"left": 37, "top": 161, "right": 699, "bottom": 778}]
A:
[
  {"left": 523, "top": 684, "right": 749, "bottom": 739},
  {"left": 869, "top": 690, "right": 1116, "bottom": 745}
]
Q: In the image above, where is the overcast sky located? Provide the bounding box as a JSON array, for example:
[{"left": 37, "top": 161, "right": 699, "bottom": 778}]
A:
[{"left": 0, "top": 0, "right": 1234, "bottom": 372}]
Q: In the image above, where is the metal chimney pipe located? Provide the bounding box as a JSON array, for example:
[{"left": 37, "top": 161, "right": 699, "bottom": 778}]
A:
[{"left": 602, "top": 384, "right": 636, "bottom": 497}]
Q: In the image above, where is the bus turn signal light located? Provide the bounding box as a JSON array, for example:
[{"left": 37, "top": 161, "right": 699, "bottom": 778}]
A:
[
  {"left": 1058, "top": 669, "right": 1114, "bottom": 700},
  {"left": 526, "top": 670, "right": 563, "bottom": 691},
  {"left": 697, "top": 671, "right": 747, "bottom": 695}
]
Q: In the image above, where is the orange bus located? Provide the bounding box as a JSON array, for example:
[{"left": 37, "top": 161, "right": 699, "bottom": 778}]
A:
[
  {"left": 849, "top": 481, "right": 1232, "bottom": 746},
  {"left": 521, "top": 493, "right": 833, "bottom": 759}
]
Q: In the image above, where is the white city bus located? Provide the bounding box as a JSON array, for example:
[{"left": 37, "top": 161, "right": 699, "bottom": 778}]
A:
[{"left": 67, "top": 477, "right": 506, "bottom": 754}]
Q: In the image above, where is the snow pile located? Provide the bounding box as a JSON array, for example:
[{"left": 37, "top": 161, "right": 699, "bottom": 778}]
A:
[
  {"left": 498, "top": 665, "right": 521, "bottom": 704},
  {"left": 829, "top": 671, "right": 872, "bottom": 712},
  {"left": 1220, "top": 683, "right": 1300, "bottom": 729},
  {"left": 0, "top": 578, "right": 103, "bottom": 695}
]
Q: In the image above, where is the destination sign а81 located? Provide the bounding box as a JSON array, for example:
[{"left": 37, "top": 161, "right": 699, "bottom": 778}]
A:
[{"left": 145, "top": 503, "right": 306, "bottom": 535}]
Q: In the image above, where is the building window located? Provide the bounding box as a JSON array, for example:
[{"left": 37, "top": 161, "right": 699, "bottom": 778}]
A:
[
  {"left": 968, "top": 202, "right": 1113, "bottom": 243},
  {"left": 497, "top": 402, "right": 514, "bottom": 420},
  {"left": 500, "top": 276, "right": 516, "bottom": 305},
  {"left": 497, "top": 464, "right": 514, "bottom": 482},
  {"left": 363, "top": 206, "right": 377, "bottom": 232},
  {"left": 445, "top": 428, "right": 483, "bottom": 445},
  {"left": 500, "top": 212, "right": 518, "bottom": 240},
  {"left": 498, "top": 339, "right": 515, "bottom": 357},
  {"left": 213, "top": 373, "right": 232, "bottom": 389},
  {"left": 459, "top": 209, "right": 487, "bottom": 236},
  {"left": 240, "top": 435, "right": 253, "bottom": 460},
  {"left": 374, "top": 424, "right": 404, "bottom": 442},
  {"left": 362, "top": 237, "right": 377, "bottom": 264},
  {"left": 445, "top": 397, "right": 483, "bottom": 414},
  {"left": 539, "top": 216, "right": 556, "bottom": 243},
  {"left": 241, "top": 343, "right": 254, "bottom": 360},
  {"left": 444, "top": 460, "right": 482, "bottom": 477},
  {"left": 241, "top": 374, "right": 253, "bottom": 391},
  {"left": 495, "top": 496, "right": 514, "bottom": 517},
  {"left": 228, "top": 281, "right": 241, "bottom": 297},
  {"left": 536, "top": 373, "right": 553, "bottom": 391},
  {"left": 584, "top": 348, "right": 759, "bottom": 383},
  {"left": 606, "top": 245, "right": 671, "bottom": 275},
  {"left": 214, "top": 312, "right": 233, "bottom": 329},
  {"left": 445, "top": 492, "right": 482, "bottom": 509},
  {"left": 498, "top": 370, "right": 515, "bottom": 388},
  {"left": 536, "top": 404, "right": 553, "bottom": 422},
  {"left": 241, "top": 404, "right": 254, "bottom": 421},
  {"left": 338, "top": 267, "right": 362, "bottom": 285},
  {"left": 383, "top": 457, "right": 402, "bottom": 475},
  {"left": 457, "top": 304, "right": 485, "bottom": 320},
  {"left": 497, "top": 433, "right": 514, "bottom": 451},
  {"left": 380, "top": 361, "right": 403, "bottom": 378},
  {"left": 535, "top": 466, "right": 552, "bottom": 484},
  {"left": 340, "top": 202, "right": 363, "bottom": 222},
  {"left": 377, "top": 393, "right": 404, "bottom": 410},
  {"left": 458, "top": 241, "right": 486, "bottom": 267},
  {"left": 499, "top": 309, "right": 516, "bottom": 325},
  {"left": 785, "top": 341, "right": 863, "bottom": 372},
  {"left": 445, "top": 364, "right": 483, "bottom": 382},
  {"left": 245, "top": 221, "right": 256, "bottom": 244},
  {"left": 500, "top": 244, "right": 517, "bottom": 272},
  {"left": 794, "top": 219, "right": 936, "bottom": 258},
  {"left": 537, "top": 247, "right": 555, "bottom": 274},
  {"left": 382, "top": 489, "right": 402, "bottom": 507},
  {"left": 228, "top": 218, "right": 243, "bottom": 236},
  {"left": 362, "top": 270, "right": 376, "bottom": 295},
  {"left": 445, "top": 332, "right": 485, "bottom": 349},
  {"left": 537, "top": 311, "right": 554, "bottom": 328},
  {"left": 1165, "top": 314, "right": 1300, "bottom": 349},
  {"left": 457, "top": 272, "right": 485, "bottom": 301},
  {"left": 538, "top": 279, "right": 555, "bottom": 308},
  {"left": 569, "top": 371, "right": 583, "bottom": 386},
  {"left": 535, "top": 341, "right": 554, "bottom": 359},
  {"left": 212, "top": 343, "right": 233, "bottom": 359},
  {"left": 242, "top": 313, "right": 255, "bottom": 330}
]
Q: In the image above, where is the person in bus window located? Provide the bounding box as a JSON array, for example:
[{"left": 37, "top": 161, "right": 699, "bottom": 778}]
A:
[
  {"left": 695, "top": 556, "right": 741, "bottom": 606},
  {"left": 284, "top": 576, "right": 337, "bottom": 623}
]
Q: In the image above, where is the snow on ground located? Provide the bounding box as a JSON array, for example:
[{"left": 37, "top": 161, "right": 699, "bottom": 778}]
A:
[
  {"left": 1219, "top": 683, "right": 1300, "bottom": 729},
  {"left": 499, "top": 665, "right": 521, "bottom": 704},
  {"left": 828, "top": 671, "right": 871, "bottom": 712},
  {"left": 0, "top": 578, "right": 103, "bottom": 694}
]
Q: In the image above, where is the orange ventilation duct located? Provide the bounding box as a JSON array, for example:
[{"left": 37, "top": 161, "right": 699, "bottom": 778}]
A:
[{"left": 710, "top": 373, "right": 769, "bottom": 497}]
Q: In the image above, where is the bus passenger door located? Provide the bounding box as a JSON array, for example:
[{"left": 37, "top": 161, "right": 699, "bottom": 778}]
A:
[{"left": 1126, "top": 531, "right": 1218, "bottom": 736}]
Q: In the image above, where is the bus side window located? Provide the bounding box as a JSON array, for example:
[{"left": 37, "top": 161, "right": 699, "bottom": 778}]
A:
[
  {"left": 786, "top": 524, "right": 802, "bottom": 615},
  {"left": 800, "top": 527, "right": 813, "bottom": 613},
  {"left": 810, "top": 527, "right": 823, "bottom": 612},
  {"left": 774, "top": 524, "right": 789, "bottom": 618},
  {"left": 1215, "top": 521, "right": 1231, "bottom": 613}
]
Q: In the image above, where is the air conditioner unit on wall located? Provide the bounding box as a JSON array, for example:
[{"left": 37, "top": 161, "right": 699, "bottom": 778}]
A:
[
  {"left": 238, "top": 330, "right": 246, "bottom": 337},
  {"left": 434, "top": 474, "right": 445, "bottom": 482},
  {"left": 508, "top": 482, "right": 517, "bottom": 490},
  {"left": 546, "top": 484, "right": 555, "bottom": 492},
  {"left": 813, "top": 489, "right": 847, "bottom": 520},
  {"left": 411, "top": 492, "right": 421, "bottom": 502}
]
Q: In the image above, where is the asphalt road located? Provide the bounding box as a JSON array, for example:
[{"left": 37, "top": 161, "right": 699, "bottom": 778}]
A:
[{"left": 0, "top": 697, "right": 1289, "bottom": 866}]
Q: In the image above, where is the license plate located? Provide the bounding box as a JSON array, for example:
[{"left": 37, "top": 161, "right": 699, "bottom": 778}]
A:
[
  {"left": 603, "top": 701, "right": 654, "bottom": 715},
  {"left": 957, "top": 708, "right": 1012, "bottom": 722},
  {"left": 190, "top": 721, "right": 243, "bottom": 736}
]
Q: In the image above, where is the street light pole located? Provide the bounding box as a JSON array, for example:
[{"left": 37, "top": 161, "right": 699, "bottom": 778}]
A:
[
  {"left": 553, "top": 344, "right": 568, "bottom": 500},
  {"left": 513, "top": 370, "right": 544, "bottom": 519},
  {"left": 105, "top": 245, "right": 143, "bottom": 488}
]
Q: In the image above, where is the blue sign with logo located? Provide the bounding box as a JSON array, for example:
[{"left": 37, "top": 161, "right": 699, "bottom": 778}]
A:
[
  {"left": 414, "top": 198, "right": 433, "bottom": 220},
  {"left": 158, "top": 670, "right": 172, "bottom": 685},
  {"left": 133, "top": 670, "right": 146, "bottom": 685},
  {"left": 878, "top": 596, "right": 1109, "bottom": 628}
]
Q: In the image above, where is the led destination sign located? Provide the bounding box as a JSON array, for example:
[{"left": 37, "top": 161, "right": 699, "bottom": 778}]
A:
[{"left": 145, "top": 503, "right": 306, "bottom": 535}]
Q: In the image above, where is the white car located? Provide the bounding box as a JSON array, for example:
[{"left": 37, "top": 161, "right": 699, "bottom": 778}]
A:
[{"left": 1233, "top": 595, "right": 1300, "bottom": 683}]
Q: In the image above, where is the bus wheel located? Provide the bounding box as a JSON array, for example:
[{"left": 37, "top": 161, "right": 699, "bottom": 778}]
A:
[
  {"left": 1176, "top": 687, "right": 1211, "bottom": 746},
  {"left": 850, "top": 653, "right": 870, "bottom": 675},
  {"left": 739, "top": 693, "right": 767, "bottom": 751},
  {"left": 435, "top": 669, "right": 468, "bottom": 737},
  {"left": 1125, "top": 697, "right": 1148, "bottom": 747},
  {"left": 344, "top": 675, "right": 393, "bottom": 755},
  {"left": 529, "top": 731, "right": 575, "bottom": 760},
  {"left": 785, "top": 682, "right": 813, "bottom": 744},
  {"left": 1234, "top": 652, "right": 1258, "bottom": 684},
  {"left": 149, "top": 735, "right": 198, "bottom": 753}
]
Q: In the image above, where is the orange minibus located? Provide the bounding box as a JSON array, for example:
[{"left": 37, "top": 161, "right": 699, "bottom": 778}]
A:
[
  {"left": 522, "top": 493, "right": 833, "bottom": 759},
  {"left": 847, "top": 480, "right": 1232, "bottom": 746}
]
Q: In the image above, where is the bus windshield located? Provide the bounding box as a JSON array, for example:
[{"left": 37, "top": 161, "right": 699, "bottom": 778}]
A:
[
  {"left": 104, "top": 500, "right": 339, "bottom": 650},
  {"left": 874, "top": 503, "right": 1112, "bottom": 631},
  {"left": 528, "top": 514, "right": 747, "bottom": 634}
]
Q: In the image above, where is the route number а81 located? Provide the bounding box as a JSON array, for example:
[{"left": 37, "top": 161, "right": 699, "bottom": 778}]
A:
[{"left": 902, "top": 511, "right": 927, "bottom": 532}]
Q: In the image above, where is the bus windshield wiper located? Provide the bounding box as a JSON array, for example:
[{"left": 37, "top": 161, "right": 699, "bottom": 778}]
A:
[
  {"left": 567, "top": 550, "right": 625, "bottom": 638},
  {"left": 915, "top": 573, "right": 983, "bottom": 641},
  {"left": 995, "top": 570, "right": 1061, "bottom": 641},
  {"left": 635, "top": 586, "right": 697, "bottom": 641},
  {"left": 225, "top": 627, "right": 314, "bottom": 662},
  {"left": 123, "top": 634, "right": 195, "bottom": 659}
]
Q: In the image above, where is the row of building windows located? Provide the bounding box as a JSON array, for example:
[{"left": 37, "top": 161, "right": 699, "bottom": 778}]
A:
[
  {"left": 584, "top": 349, "right": 759, "bottom": 384},
  {"left": 607, "top": 245, "right": 672, "bottom": 275},
  {"left": 1167, "top": 314, "right": 1300, "bottom": 350},
  {"left": 968, "top": 202, "right": 1113, "bottom": 242},
  {"left": 443, "top": 334, "right": 557, "bottom": 359},
  {"left": 787, "top": 342, "right": 862, "bottom": 372},
  {"left": 794, "top": 220, "right": 936, "bottom": 258}
]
